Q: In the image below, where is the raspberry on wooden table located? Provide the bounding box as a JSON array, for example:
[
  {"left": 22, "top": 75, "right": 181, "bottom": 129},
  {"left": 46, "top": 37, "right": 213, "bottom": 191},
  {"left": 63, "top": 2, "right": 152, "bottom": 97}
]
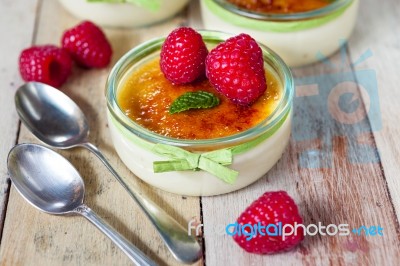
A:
[
  {"left": 61, "top": 21, "right": 112, "bottom": 68},
  {"left": 19, "top": 45, "right": 72, "bottom": 87},
  {"left": 160, "top": 27, "right": 208, "bottom": 84},
  {"left": 233, "top": 191, "right": 304, "bottom": 254}
]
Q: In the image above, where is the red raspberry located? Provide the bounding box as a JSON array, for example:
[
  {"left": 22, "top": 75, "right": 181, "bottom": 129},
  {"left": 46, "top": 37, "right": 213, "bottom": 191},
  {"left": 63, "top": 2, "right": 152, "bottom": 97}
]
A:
[
  {"left": 61, "top": 21, "right": 112, "bottom": 68},
  {"left": 206, "top": 34, "right": 266, "bottom": 105},
  {"left": 233, "top": 191, "right": 304, "bottom": 254},
  {"left": 19, "top": 45, "right": 72, "bottom": 87},
  {"left": 160, "top": 27, "right": 208, "bottom": 84}
]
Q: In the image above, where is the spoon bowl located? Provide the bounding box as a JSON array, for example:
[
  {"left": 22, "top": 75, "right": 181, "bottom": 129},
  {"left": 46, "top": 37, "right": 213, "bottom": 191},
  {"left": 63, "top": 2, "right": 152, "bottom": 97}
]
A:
[
  {"left": 15, "top": 82, "right": 89, "bottom": 148},
  {"left": 7, "top": 143, "right": 84, "bottom": 214},
  {"left": 7, "top": 143, "right": 156, "bottom": 266}
]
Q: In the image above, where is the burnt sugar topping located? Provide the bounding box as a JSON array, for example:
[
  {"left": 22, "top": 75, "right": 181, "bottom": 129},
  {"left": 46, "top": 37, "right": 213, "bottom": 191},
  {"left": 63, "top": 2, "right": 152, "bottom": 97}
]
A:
[
  {"left": 117, "top": 57, "right": 282, "bottom": 140},
  {"left": 227, "top": 0, "right": 332, "bottom": 14}
]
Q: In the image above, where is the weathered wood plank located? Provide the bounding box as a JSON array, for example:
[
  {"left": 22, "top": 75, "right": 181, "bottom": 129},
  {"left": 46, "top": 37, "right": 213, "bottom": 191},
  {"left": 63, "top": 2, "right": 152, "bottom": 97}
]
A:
[
  {"left": 0, "top": 0, "right": 40, "bottom": 239},
  {"left": 347, "top": 0, "right": 400, "bottom": 224},
  {"left": 0, "top": 0, "right": 201, "bottom": 265},
  {"left": 192, "top": 3, "right": 400, "bottom": 264}
]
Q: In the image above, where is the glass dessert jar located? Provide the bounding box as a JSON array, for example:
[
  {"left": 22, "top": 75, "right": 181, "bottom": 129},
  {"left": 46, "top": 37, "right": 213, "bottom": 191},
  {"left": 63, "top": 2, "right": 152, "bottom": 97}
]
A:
[
  {"left": 106, "top": 31, "right": 294, "bottom": 196},
  {"left": 201, "top": 0, "right": 359, "bottom": 67},
  {"left": 58, "top": 0, "right": 189, "bottom": 28}
]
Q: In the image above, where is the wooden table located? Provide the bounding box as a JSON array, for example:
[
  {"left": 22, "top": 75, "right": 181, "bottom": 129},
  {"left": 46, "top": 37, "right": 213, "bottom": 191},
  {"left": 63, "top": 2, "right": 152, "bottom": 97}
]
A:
[{"left": 1, "top": 0, "right": 399, "bottom": 265}]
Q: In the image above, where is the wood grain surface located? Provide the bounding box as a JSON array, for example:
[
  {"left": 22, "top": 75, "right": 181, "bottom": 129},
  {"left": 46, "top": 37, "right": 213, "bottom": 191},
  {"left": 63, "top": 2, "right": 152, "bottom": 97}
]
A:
[
  {"left": 348, "top": 0, "right": 400, "bottom": 234},
  {"left": 0, "top": 0, "right": 40, "bottom": 238},
  {"left": 0, "top": 0, "right": 399, "bottom": 265}
]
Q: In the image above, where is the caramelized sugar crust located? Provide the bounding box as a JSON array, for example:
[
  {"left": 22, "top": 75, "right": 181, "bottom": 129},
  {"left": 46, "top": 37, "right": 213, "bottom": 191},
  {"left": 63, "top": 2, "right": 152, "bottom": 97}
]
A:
[
  {"left": 118, "top": 57, "right": 282, "bottom": 140},
  {"left": 227, "top": 0, "right": 331, "bottom": 14}
]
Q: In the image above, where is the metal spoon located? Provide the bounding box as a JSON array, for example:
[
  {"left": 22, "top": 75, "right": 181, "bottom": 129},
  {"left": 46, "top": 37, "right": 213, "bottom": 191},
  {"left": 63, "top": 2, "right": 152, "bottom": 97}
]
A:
[
  {"left": 15, "top": 82, "right": 202, "bottom": 264},
  {"left": 7, "top": 143, "right": 156, "bottom": 265}
]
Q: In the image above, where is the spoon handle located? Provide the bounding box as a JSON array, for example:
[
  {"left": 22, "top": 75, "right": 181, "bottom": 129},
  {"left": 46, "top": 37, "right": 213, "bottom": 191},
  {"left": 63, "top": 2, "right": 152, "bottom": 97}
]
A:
[
  {"left": 81, "top": 142, "right": 201, "bottom": 264},
  {"left": 74, "top": 204, "right": 157, "bottom": 266}
]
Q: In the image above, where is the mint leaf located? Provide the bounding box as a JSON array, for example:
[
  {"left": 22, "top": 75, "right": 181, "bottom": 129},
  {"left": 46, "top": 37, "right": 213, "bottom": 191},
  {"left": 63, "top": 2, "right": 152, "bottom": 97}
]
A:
[{"left": 169, "top": 91, "right": 220, "bottom": 114}]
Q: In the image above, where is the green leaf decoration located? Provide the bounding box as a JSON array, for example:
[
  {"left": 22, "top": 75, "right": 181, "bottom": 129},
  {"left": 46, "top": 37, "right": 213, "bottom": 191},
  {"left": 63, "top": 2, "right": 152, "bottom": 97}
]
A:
[{"left": 169, "top": 91, "right": 220, "bottom": 114}]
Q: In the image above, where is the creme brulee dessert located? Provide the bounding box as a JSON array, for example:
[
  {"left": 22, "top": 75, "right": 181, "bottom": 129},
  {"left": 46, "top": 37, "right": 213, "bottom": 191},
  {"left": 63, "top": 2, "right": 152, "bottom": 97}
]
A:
[
  {"left": 201, "top": 0, "right": 359, "bottom": 66},
  {"left": 118, "top": 57, "right": 282, "bottom": 140},
  {"left": 106, "top": 30, "right": 293, "bottom": 196}
]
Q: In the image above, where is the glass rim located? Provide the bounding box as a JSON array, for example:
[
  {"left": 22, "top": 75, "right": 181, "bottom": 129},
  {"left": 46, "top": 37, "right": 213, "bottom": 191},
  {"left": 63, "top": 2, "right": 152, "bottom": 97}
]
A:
[
  {"left": 212, "top": 0, "right": 353, "bottom": 21},
  {"left": 106, "top": 30, "right": 294, "bottom": 148}
]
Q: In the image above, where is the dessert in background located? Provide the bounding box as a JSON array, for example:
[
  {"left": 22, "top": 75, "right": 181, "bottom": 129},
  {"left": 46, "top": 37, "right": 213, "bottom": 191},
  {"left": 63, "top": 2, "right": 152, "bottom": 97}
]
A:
[
  {"left": 201, "top": 0, "right": 359, "bottom": 66},
  {"left": 58, "top": 0, "right": 189, "bottom": 28},
  {"left": 228, "top": 0, "right": 331, "bottom": 14}
]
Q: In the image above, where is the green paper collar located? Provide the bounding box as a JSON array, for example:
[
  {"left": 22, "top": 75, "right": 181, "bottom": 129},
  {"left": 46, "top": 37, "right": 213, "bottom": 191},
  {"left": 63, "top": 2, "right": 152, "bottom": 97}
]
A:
[
  {"left": 87, "top": 0, "right": 161, "bottom": 11},
  {"left": 110, "top": 110, "right": 290, "bottom": 184},
  {"left": 205, "top": 0, "right": 353, "bottom": 32}
]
